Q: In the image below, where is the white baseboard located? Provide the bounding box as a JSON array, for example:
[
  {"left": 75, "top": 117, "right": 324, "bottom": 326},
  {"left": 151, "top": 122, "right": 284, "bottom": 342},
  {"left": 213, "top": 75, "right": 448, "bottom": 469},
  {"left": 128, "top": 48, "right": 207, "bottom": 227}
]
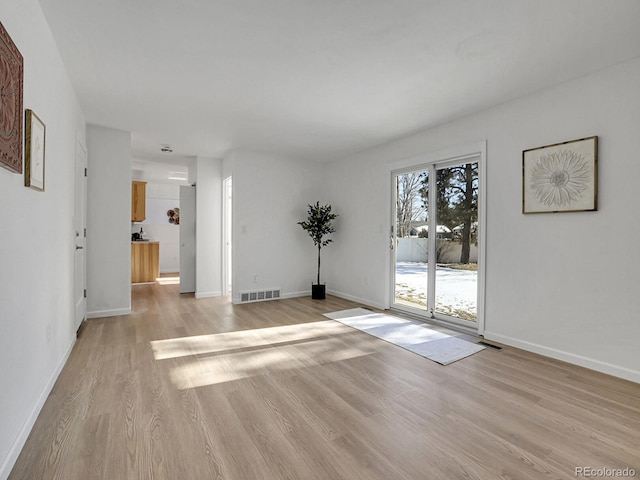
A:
[
  {"left": 87, "top": 307, "right": 131, "bottom": 319},
  {"left": 327, "top": 289, "right": 386, "bottom": 310},
  {"left": 484, "top": 331, "right": 640, "bottom": 384},
  {"left": 0, "top": 336, "right": 76, "bottom": 480},
  {"left": 275, "top": 289, "right": 382, "bottom": 306},
  {"left": 281, "top": 290, "right": 309, "bottom": 300},
  {"left": 195, "top": 291, "right": 222, "bottom": 299}
]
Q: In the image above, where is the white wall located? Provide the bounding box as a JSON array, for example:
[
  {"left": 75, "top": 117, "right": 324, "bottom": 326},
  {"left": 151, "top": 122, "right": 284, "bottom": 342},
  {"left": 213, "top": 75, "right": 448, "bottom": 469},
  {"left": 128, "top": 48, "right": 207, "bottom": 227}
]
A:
[
  {"left": 325, "top": 57, "right": 640, "bottom": 382},
  {"left": 322, "top": 155, "right": 391, "bottom": 308},
  {"left": 0, "top": 1, "right": 86, "bottom": 478},
  {"left": 231, "top": 151, "right": 324, "bottom": 302},
  {"left": 86, "top": 125, "right": 132, "bottom": 317},
  {"left": 195, "top": 157, "right": 223, "bottom": 298}
]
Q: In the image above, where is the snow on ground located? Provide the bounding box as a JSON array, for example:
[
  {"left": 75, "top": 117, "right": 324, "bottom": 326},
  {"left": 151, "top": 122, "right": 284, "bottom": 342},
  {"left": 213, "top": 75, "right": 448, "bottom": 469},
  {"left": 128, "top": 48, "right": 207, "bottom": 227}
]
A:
[{"left": 395, "top": 262, "right": 478, "bottom": 320}]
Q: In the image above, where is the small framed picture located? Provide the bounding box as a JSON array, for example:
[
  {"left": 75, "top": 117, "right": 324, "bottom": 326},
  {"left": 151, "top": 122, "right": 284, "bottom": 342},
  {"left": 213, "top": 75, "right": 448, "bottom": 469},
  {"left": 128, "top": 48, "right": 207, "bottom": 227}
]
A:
[
  {"left": 25, "top": 109, "right": 46, "bottom": 191},
  {"left": 523, "top": 136, "right": 597, "bottom": 214}
]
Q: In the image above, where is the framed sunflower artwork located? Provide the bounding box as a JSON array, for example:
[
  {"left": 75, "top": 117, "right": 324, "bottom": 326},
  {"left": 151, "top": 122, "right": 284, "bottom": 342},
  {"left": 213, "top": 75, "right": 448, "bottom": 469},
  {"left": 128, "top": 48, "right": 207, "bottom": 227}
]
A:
[{"left": 522, "top": 136, "right": 598, "bottom": 214}]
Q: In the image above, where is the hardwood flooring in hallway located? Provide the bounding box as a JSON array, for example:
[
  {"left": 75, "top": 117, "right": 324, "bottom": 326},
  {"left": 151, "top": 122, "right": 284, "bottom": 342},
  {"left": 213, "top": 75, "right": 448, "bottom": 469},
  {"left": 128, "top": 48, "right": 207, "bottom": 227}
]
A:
[{"left": 9, "top": 282, "right": 640, "bottom": 479}]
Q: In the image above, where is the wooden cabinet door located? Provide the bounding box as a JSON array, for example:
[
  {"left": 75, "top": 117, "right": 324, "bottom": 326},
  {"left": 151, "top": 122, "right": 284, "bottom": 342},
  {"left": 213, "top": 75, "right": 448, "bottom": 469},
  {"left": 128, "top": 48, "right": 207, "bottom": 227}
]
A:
[
  {"left": 131, "top": 181, "right": 146, "bottom": 222},
  {"left": 131, "top": 242, "right": 159, "bottom": 283}
]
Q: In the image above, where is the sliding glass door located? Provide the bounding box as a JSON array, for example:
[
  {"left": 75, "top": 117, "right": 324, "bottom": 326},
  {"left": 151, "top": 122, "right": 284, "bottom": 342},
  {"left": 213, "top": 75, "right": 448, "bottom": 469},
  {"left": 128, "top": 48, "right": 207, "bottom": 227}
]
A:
[{"left": 392, "top": 154, "right": 483, "bottom": 331}]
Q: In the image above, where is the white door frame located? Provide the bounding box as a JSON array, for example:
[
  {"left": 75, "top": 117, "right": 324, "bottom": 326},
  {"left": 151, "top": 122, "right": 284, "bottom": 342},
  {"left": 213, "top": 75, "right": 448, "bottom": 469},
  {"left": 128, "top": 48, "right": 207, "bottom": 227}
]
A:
[
  {"left": 389, "top": 141, "right": 487, "bottom": 335},
  {"left": 222, "top": 176, "right": 232, "bottom": 296}
]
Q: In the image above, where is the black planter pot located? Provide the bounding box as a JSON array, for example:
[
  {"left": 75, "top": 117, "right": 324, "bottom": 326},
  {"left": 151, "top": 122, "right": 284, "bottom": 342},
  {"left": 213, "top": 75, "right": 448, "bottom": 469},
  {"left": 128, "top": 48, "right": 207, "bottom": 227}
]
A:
[{"left": 311, "top": 284, "right": 326, "bottom": 300}]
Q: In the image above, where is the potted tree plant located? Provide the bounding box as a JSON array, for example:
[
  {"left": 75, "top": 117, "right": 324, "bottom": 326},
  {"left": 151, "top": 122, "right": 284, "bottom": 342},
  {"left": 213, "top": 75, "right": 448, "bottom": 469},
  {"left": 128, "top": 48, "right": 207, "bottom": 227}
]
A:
[{"left": 298, "top": 201, "right": 338, "bottom": 299}]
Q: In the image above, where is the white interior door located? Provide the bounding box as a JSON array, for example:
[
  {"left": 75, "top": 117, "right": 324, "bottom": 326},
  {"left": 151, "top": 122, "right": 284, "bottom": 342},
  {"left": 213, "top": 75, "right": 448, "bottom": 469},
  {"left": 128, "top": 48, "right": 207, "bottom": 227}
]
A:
[
  {"left": 179, "top": 185, "right": 196, "bottom": 293},
  {"left": 74, "top": 138, "right": 87, "bottom": 331}
]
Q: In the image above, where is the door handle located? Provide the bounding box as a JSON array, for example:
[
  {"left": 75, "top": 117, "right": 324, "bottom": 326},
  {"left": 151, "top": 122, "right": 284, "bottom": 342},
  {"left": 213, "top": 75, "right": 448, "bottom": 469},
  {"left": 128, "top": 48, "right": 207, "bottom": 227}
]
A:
[
  {"left": 76, "top": 245, "right": 84, "bottom": 250},
  {"left": 389, "top": 236, "right": 394, "bottom": 250}
]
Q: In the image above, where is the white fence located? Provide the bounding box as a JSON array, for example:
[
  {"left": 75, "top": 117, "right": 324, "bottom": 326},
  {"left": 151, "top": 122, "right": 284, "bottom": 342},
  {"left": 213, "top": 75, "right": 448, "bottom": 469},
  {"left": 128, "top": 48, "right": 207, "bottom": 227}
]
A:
[{"left": 397, "top": 237, "right": 478, "bottom": 264}]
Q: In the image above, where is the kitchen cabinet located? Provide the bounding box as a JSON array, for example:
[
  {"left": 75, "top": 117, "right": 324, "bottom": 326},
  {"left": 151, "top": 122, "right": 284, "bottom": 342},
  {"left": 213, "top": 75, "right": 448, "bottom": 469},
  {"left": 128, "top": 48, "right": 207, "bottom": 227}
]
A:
[
  {"left": 131, "top": 181, "right": 147, "bottom": 222},
  {"left": 131, "top": 241, "right": 159, "bottom": 283}
]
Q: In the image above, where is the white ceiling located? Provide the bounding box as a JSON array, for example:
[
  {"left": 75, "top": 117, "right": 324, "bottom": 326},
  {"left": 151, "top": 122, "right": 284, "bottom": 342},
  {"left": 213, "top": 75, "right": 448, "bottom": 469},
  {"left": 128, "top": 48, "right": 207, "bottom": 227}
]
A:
[{"left": 38, "top": 0, "right": 640, "bottom": 162}]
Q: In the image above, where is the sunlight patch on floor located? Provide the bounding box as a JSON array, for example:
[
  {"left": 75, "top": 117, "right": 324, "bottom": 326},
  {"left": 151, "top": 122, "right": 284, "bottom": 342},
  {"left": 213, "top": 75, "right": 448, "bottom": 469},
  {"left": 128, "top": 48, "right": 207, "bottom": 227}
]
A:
[
  {"left": 168, "top": 336, "right": 375, "bottom": 389},
  {"left": 150, "top": 320, "right": 354, "bottom": 360},
  {"left": 149, "top": 320, "right": 376, "bottom": 389},
  {"left": 156, "top": 276, "right": 180, "bottom": 285}
]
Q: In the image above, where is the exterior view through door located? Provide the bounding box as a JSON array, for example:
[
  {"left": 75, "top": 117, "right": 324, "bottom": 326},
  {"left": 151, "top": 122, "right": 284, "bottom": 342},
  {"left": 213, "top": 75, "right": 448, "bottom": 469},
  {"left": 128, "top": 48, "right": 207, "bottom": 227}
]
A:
[{"left": 392, "top": 153, "right": 484, "bottom": 332}]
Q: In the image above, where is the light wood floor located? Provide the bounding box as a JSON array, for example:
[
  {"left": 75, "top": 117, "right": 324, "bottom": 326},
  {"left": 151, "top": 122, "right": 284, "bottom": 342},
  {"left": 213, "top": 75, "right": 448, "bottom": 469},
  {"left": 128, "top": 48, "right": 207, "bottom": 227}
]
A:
[{"left": 10, "top": 283, "right": 640, "bottom": 480}]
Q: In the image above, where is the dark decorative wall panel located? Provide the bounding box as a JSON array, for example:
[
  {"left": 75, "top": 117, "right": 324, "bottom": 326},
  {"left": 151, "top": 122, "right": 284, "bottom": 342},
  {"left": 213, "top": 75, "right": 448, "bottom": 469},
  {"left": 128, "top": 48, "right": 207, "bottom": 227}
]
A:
[{"left": 0, "top": 22, "right": 24, "bottom": 174}]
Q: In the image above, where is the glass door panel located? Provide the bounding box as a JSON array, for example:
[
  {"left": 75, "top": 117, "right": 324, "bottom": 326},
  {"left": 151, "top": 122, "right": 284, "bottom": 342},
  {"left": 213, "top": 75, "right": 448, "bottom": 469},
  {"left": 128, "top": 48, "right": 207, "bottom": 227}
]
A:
[
  {"left": 394, "top": 169, "right": 429, "bottom": 311},
  {"left": 434, "top": 162, "right": 479, "bottom": 322}
]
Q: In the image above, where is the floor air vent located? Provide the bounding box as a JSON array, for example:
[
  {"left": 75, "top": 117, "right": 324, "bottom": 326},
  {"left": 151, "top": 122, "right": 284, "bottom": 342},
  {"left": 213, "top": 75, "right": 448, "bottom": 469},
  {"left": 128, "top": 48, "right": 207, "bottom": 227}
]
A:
[{"left": 240, "top": 289, "right": 281, "bottom": 303}]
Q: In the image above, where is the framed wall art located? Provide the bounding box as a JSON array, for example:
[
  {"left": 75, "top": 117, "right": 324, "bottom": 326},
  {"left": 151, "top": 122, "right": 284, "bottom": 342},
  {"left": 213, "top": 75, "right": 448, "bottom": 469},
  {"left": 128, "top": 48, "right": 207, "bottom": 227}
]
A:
[
  {"left": 25, "top": 110, "right": 46, "bottom": 191},
  {"left": 522, "top": 136, "right": 598, "bottom": 214},
  {"left": 0, "top": 21, "right": 24, "bottom": 174}
]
